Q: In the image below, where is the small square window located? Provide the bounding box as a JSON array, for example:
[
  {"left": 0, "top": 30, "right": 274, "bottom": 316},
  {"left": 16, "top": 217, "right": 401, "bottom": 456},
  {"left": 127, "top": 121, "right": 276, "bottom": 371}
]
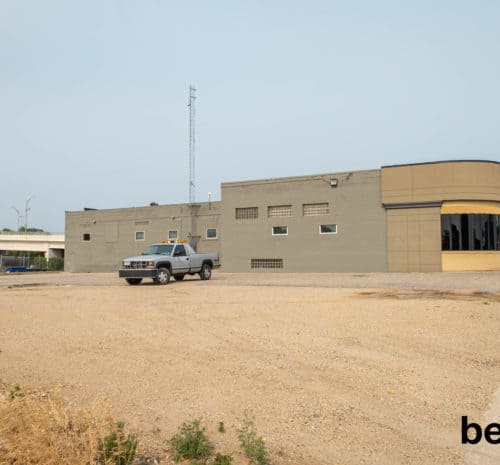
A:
[
  {"left": 135, "top": 231, "right": 145, "bottom": 241},
  {"left": 168, "top": 230, "right": 178, "bottom": 240},
  {"left": 272, "top": 226, "right": 288, "bottom": 236},
  {"left": 206, "top": 228, "right": 218, "bottom": 239},
  {"left": 83, "top": 233, "right": 91, "bottom": 241},
  {"left": 319, "top": 224, "right": 337, "bottom": 234}
]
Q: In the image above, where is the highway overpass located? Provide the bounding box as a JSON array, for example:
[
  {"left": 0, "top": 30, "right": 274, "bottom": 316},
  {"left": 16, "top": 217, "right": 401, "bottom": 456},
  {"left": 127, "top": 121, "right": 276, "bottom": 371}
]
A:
[{"left": 0, "top": 233, "right": 65, "bottom": 258}]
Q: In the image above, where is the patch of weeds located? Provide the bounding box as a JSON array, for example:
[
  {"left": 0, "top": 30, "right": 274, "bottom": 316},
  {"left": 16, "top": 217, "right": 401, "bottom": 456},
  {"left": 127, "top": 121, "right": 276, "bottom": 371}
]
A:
[
  {"left": 98, "top": 421, "right": 137, "bottom": 465},
  {"left": 236, "top": 411, "right": 269, "bottom": 465},
  {"left": 212, "top": 452, "right": 233, "bottom": 465},
  {"left": 8, "top": 385, "right": 24, "bottom": 400},
  {"left": 218, "top": 421, "right": 225, "bottom": 433},
  {"left": 170, "top": 419, "right": 212, "bottom": 462}
]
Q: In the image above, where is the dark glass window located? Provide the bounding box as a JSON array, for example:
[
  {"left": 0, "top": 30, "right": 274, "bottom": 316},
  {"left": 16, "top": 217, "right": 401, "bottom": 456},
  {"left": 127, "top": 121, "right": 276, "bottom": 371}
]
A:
[
  {"left": 272, "top": 226, "right": 288, "bottom": 235},
  {"left": 441, "top": 214, "right": 500, "bottom": 251},
  {"left": 173, "top": 245, "right": 186, "bottom": 257},
  {"left": 496, "top": 216, "right": 500, "bottom": 250},
  {"left": 83, "top": 233, "right": 91, "bottom": 241},
  {"left": 441, "top": 216, "right": 450, "bottom": 250},
  {"left": 206, "top": 228, "right": 217, "bottom": 239}
]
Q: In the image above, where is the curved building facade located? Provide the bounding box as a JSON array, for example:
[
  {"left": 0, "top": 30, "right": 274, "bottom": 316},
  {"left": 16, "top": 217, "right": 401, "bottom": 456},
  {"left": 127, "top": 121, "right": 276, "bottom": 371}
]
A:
[{"left": 381, "top": 160, "right": 500, "bottom": 271}]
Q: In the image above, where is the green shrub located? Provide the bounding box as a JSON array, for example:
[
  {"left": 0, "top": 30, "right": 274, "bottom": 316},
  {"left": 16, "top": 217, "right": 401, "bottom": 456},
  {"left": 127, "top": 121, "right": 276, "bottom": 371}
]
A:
[
  {"left": 48, "top": 257, "right": 64, "bottom": 271},
  {"left": 98, "top": 421, "right": 137, "bottom": 465},
  {"left": 170, "top": 419, "right": 212, "bottom": 462},
  {"left": 212, "top": 452, "right": 233, "bottom": 465},
  {"left": 7, "top": 385, "right": 24, "bottom": 400},
  {"left": 33, "top": 256, "right": 48, "bottom": 270},
  {"left": 236, "top": 411, "right": 269, "bottom": 465}
]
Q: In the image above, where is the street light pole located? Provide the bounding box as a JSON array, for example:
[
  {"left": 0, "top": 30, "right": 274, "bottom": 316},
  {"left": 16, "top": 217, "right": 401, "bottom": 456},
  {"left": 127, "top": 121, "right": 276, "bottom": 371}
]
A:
[
  {"left": 10, "top": 206, "right": 22, "bottom": 232},
  {"left": 25, "top": 194, "right": 34, "bottom": 233}
]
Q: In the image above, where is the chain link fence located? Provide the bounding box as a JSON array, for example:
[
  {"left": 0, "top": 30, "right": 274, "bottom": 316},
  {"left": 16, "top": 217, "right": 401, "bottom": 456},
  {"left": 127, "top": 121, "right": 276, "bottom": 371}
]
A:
[{"left": 0, "top": 255, "right": 64, "bottom": 271}]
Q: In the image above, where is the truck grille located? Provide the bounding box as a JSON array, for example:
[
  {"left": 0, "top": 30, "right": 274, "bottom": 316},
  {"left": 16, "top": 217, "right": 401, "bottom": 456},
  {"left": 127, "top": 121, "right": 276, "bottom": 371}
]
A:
[{"left": 124, "top": 261, "right": 149, "bottom": 269}]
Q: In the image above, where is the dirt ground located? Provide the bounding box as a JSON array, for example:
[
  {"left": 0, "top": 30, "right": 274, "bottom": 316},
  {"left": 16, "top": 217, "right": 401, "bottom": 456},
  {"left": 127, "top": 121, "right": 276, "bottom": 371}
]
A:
[{"left": 1, "top": 271, "right": 499, "bottom": 465}]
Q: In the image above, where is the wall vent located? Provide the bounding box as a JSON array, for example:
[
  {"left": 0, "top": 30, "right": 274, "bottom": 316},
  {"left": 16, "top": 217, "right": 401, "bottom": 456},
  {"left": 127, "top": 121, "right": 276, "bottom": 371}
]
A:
[{"left": 251, "top": 258, "right": 283, "bottom": 269}]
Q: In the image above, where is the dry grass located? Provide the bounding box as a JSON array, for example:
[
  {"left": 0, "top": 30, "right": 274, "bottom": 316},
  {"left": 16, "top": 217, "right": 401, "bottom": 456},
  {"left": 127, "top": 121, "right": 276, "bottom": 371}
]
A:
[{"left": 0, "top": 385, "right": 135, "bottom": 465}]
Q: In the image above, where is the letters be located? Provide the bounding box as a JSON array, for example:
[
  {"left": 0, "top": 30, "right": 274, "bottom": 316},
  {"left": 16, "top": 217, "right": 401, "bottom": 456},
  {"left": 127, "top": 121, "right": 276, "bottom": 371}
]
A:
[{"left": 462, "top": 416, "right": 500, "bottom": 445}]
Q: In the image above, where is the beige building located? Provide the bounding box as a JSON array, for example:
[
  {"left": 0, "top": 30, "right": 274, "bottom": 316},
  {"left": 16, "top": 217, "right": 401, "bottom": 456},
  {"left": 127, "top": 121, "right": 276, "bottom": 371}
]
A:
[
  {"left": 65, "top": 202, "right": 221, "bottom": 272},
  {"left": 65, "top": 160, "right": 500, "bottom": 273},
  {"left": 221, "top": 169, "right": 387, "bottom": 272}
]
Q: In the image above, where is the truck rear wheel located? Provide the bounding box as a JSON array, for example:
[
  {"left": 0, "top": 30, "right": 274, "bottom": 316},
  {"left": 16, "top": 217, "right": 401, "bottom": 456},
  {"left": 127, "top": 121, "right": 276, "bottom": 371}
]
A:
[
  {"left": 125, "top": 278, "right": 142, "bottom": 285},
  {"left": 153, "top": 267, "right": 170, "bottom": 285},
  {"left": 199, "top": 263, "right": 212, "bottom": 280}
]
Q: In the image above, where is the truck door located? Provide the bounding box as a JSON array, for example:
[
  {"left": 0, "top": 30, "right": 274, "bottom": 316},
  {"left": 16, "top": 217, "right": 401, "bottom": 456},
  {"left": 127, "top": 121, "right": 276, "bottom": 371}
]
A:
[{"left": 172, "top": 244, "right": 190, "bottom": 273}]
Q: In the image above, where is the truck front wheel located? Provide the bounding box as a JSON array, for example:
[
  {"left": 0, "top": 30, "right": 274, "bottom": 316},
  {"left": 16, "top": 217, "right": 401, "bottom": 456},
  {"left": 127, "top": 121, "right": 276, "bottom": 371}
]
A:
[
  {"left": 199, "top": 263, "right": 212, "bottom": 280},
  {"left": 153, "top": 267, "right": 170, "bottom": 285}
]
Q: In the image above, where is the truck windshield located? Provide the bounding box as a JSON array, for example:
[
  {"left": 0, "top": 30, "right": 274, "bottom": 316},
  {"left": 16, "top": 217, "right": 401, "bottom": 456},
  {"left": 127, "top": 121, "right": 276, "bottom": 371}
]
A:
[{"left": 144, "top": 244, "right": 174, "bottom": 255}]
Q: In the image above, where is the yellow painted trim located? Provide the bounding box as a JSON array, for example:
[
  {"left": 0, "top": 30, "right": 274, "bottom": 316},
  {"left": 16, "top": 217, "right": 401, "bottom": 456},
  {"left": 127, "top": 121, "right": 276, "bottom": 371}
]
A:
[
  {"left": 441, "top": 201, "right": 500, "bottom": 214},
  {"left": 442, "top": 251, "right": 500, "bottom": 271}
]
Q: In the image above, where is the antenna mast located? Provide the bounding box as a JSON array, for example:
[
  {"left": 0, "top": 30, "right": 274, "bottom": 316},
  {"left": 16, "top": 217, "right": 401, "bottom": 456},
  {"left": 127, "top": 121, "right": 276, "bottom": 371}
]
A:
[
  {"left": 188, "top": 85, "right": 196, "bottom": 203},
  {"left": 187, "top": 85, "right": 199, "bottom": 249}
]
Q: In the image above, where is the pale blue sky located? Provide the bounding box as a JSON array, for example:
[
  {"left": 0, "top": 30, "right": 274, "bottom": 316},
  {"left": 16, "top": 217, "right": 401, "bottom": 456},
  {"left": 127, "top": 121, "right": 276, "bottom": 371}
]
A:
[{"left": 1, "top": 1, "right": 499, "bottom": 232}]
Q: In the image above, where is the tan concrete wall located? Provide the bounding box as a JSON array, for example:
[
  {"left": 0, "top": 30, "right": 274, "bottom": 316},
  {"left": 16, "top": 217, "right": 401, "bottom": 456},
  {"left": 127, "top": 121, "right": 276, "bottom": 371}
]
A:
[
  {"left": 441, "top": 200, "right": 500, "bottom": 214},
  {"left": 442, "top": 251, "right": 500, "bottom": 271},
  {"left": 386, "top": 207, "right": 442, "bottom": 272},
  {"left": 220, "top": 170, "right": 387, "bottom": 272},
  {"left": 381, "top": 161, "right": 500, "bottom": 204},
  {"left": 65, "top": 202, "right": 221, "bottom": 272}
]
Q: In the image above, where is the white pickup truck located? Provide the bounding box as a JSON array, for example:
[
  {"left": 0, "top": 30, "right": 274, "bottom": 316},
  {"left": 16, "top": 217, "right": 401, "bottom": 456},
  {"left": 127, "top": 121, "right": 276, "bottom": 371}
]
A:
[{"left": 118, "top": 241, "right": 220, "bottom": 285}]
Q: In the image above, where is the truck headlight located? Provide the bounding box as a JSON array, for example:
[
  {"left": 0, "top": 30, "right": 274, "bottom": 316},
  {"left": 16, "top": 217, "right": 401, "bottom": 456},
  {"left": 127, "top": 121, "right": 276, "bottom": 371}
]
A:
[{"left": 147, "top": 260, "right": 155, "bottom": 267}]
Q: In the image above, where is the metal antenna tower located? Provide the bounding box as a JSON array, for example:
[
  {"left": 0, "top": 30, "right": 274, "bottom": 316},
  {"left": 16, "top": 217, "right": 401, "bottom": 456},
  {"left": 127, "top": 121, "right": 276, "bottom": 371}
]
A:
[
  {"left": 187, "top": 85, "right": 200, "bottom": 249},
  {"left": 188, "top": 85, "right": 196, "bottom": 203}
]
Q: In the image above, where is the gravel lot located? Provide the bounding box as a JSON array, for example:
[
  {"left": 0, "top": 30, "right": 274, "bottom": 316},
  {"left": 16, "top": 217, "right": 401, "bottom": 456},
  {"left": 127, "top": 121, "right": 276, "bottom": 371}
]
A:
[
  {"left": 2, "top": 270, "right": 500, "bottom": 291},
  {"left": 1, "top": 271, "right": 499, "bottom": 464}
]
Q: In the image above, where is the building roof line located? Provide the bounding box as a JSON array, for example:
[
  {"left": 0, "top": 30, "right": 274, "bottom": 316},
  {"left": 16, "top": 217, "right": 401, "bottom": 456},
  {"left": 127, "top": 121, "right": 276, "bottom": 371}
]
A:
[
  {"left": 381, "top": 159, "right": 500, "bottom": 169},
  {"left": 221, "top": 168, "right": 380, "bottom": 188}
]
